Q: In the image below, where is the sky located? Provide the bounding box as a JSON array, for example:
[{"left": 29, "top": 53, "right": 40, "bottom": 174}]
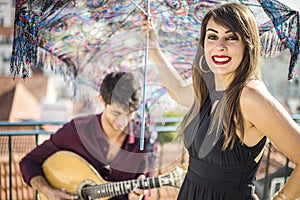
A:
[{"left": 277, "top": 0, "right": 300, "bottom": 11}]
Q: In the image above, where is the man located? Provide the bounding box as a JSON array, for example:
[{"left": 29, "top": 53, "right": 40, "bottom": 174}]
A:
[{"left": 20, "top": 72, "right": 157, "bottom": 200}]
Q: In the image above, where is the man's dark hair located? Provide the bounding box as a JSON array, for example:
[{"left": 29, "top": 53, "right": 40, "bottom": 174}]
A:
[{"left": 100, "top": 72, "right": 142, "bottom": 112}]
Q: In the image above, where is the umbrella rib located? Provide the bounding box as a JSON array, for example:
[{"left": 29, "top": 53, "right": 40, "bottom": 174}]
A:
[{"left": 130, "top": 0, "right": 148, "bottom": 16}]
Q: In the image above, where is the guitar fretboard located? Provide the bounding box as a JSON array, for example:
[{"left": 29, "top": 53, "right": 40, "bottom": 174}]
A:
[{"left": 82, "top": 176, "right": 164, "bottom": 199}]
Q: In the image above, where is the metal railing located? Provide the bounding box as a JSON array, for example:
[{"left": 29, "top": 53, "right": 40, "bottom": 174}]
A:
[
  {"left": 0, "top": 115, "right": 299, "bottom": 200},
  {"left": 0, "top": 121, "right": 65, "bottom": 200}
]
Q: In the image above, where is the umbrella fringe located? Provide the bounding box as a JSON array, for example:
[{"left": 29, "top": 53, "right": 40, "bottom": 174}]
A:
[
  {"left": 9, "top": 0, "right": 72, "bottom": 79},
  {"left": 37, "top": 48, "right": 77, "bottom": 95},
  {"left": 260, "top": 29, "right": 283, "bottom": 59}
]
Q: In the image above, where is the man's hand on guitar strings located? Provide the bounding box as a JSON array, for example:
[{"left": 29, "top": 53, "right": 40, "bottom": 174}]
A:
[{"left": 128, "top": 175, "right": 146, "bottom": 200}]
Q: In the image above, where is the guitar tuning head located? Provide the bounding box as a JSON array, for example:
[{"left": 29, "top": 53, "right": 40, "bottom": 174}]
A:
[{"left": 168, "top": 166, "right": 186, "bottom": 188}]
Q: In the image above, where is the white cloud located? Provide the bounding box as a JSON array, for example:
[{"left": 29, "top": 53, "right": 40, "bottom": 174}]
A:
[{"left": 277, "top": 0, "right": 300, "bottom": 11}]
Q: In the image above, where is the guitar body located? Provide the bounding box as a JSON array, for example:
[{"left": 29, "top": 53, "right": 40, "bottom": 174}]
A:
[{"left": 40, "top": 151, "right": 109, "bottom": 200}]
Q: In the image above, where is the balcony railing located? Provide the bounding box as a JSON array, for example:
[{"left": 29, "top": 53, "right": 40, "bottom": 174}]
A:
[{"left": 0, "top": 115, "right": 299, "bottom": 200}]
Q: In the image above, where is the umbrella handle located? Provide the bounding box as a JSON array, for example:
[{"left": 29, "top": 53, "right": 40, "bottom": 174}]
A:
[{"left": 138, "top": 0, "right": 151, "bottom": 150}]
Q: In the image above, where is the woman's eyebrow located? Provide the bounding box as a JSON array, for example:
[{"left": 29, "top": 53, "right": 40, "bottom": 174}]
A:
[
  {"left": 206, "top": 28, "right": 233, "bottom": 34},
  {"left": 207, "top": 28, "right": 218, "bottom": 33}
]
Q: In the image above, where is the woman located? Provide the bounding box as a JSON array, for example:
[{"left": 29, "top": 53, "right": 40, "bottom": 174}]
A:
[{"left": 142, "top": 3, "right": 300, "bottom": 200}]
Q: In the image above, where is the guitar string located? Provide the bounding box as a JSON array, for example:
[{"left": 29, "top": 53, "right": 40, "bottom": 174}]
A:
[{"left": 81, "top": 176, "right": 163, "bottom": 199}]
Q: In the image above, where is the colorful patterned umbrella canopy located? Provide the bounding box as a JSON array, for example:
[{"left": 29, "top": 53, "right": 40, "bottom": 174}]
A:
[{"left": 10, "top": 0, "right": 300, "bottom": 101}]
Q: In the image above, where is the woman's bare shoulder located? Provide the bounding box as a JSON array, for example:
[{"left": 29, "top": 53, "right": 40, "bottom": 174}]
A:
[
  {"left": 239, "top": 80, "right": 274, "bottom": 118},
  {"left": 241, "top": 79, "right": 269, "bottom": 101}
]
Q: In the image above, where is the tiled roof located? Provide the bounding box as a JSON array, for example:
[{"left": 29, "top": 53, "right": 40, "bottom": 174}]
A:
[
  {"left": 0, "top": 75, "right": 48, "bottom": 122},
  {"left": 0, "top": 83, "right": 40, "bottom": 122},
  {"left": 0, "top": 88, "right": 14, "bottom": 120},
  {"left": 0, "top": 27, "right": 13, "bottom": 36},
  {"left": 0, "top": 75, "right": 48, "bottom": 101},
  {"left": 0, "top": 154, "right": 36, "bottom": 200},
  {"left": 1, "top": 125, "right": 37, "bottom": 200}
]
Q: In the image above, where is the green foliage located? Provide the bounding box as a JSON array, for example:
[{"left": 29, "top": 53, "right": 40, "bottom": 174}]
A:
[
  {"left": 157, "top": 109, "right": 181, "bottom": 145},
  {"left": 158, "top": 131, "right": 177, "bottom": 145}
]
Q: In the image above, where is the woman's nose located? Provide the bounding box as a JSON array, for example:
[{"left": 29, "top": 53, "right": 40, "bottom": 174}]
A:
[{"left": 215, "top": 39, "right": 227, "bottom": 51}]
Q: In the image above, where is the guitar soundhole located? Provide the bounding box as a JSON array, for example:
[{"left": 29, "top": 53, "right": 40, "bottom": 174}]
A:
[{"left": 78, "top": 180, "right": 96, "bottom": 200}]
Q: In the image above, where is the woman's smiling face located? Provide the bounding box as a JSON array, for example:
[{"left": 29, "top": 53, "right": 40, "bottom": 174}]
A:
[{"left": 204, "top": 18, "right": 246, "bottom": 77}]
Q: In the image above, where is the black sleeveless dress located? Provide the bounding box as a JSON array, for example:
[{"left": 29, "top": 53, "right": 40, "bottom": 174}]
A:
[{"left": 178, "top": 90, "right": 266, "bottom": 200}]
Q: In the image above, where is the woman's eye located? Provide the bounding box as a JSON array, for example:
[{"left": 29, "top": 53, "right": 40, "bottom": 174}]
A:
[
  {"left": 207, "top": 35, "right": 217, "bottom": 40},
  {"left": 227, "top": 35, "right": 238, "bottom": 40}
]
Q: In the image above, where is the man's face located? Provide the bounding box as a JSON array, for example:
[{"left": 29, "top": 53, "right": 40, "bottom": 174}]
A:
[{"left": 102, "top": 103, "right": 135, "bottom": 132}]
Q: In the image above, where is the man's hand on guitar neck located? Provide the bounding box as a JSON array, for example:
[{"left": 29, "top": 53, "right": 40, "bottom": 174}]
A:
[
  {"left": 128, "top": 174, "right": 147, "bottom": 200},
  {"left": 30, "top": 175, "right": 78, "bottom": 200}
]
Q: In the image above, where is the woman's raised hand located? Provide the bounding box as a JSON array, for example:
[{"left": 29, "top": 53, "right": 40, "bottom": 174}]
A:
[{"left": 140, "top": 12, "right": 160, "bottom": 51}]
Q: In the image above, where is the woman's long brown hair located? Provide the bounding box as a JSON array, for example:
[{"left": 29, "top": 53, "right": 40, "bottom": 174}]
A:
[{"left": 178, "top": 3, "right": 262, "bottom": 149}]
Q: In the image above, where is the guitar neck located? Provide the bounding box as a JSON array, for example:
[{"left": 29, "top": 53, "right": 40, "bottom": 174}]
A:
[{"left": 82, "top": 175, "right": 169, "bottom": 199}]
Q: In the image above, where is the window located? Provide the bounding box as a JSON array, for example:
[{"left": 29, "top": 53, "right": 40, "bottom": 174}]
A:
[{"left": 270, "top": 177, "right": 286, "bottom": 197}]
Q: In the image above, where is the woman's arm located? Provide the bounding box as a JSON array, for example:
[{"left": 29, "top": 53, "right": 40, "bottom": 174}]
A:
[
  {"left": 141, "top": 17, "right": 194, "bottom": 107},
  {"left": 241, "top": 80, "right": 300, "bottom": 200}
]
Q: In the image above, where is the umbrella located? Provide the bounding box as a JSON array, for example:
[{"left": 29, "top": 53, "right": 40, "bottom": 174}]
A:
[
  {"left": 9, "top": 0, "right": 300, "bottom": 147},
  {"left": 9, "top": 0, "right": 299, "bottom": 80},
  {"left": 9, "top": 0, "right": 300, "bottom": 107}
]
